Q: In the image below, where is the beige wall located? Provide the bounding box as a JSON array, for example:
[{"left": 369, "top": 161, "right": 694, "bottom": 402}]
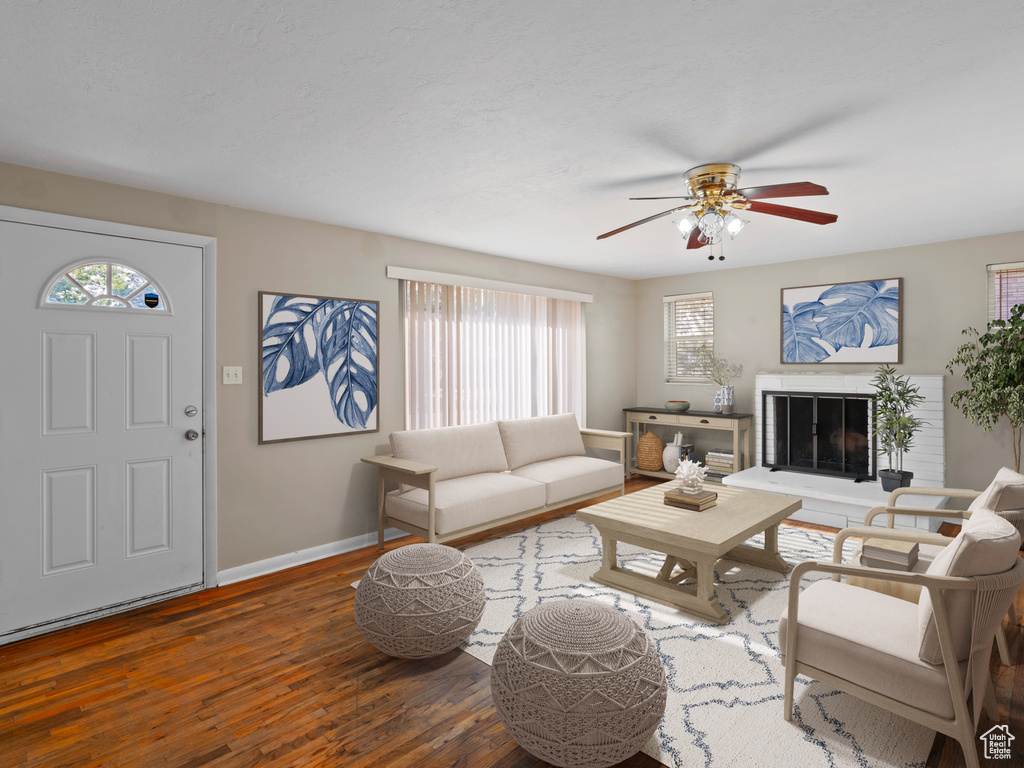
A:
[
  {"left": 635, "top": 232, "right": 1024, "bottom": 493},
  {"left": 0, "top": 162, "right": 636, "bottom": 571}
]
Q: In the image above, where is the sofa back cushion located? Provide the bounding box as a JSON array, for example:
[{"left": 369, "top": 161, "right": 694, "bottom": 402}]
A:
[
  {"left": 917, "top": 508, "right": 1021, "bottom": 664},
  {"left": 497, "top": 414, "right": 586, "bottom": 470},
  {"left": 390, "top": 422, "right": 509, "bottom": 481}
]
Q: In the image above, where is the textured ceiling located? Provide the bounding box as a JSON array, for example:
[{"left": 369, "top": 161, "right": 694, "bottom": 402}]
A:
[{"left": 2, "top": 1, "right": 1023, "bottom": 278}]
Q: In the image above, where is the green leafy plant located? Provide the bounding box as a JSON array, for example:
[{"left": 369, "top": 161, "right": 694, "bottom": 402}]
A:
[
  {"left": 696, "top": 347, "right": 743, "bottom": 386},
  {"left": 871, "top": 364, "right": 925, "bottom": 473},
  {"left": 946, "top": 303, "right": 1024, "bottom": 471}
]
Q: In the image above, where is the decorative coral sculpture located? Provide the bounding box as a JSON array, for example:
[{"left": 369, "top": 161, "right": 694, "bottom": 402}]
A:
[{"left": 674, "top": 459, "right": 707, "bottom": 493}]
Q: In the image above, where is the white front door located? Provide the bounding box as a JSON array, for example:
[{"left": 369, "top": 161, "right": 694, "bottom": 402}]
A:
[{"left": 0, "top": 220, "right": 205, "bottom": 639}]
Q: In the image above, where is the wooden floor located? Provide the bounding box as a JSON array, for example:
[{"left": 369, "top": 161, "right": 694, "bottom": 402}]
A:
[{"left": 1, "top": 477, "right": 1021, "bottom": 768}]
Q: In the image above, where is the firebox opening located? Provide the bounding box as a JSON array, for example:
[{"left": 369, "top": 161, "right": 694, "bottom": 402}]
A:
[{"left": 762, "top": 390, "right": 876, "bottom": 481}]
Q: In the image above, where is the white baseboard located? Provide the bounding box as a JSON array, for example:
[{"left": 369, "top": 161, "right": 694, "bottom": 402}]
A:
[{"left": 217, "top": 527, "right": 409, "bottom": 586}]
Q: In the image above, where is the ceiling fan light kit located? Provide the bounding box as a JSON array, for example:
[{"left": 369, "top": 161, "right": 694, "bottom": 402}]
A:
[{"left": 598, "top": 162, "right": 838, "bottom": 262}]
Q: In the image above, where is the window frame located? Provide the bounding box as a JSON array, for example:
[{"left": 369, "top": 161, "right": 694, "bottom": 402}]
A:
[
  {"left": 664, "top": 291, "right": 714, "bottom": 383},
  {"left": 39, "top": 259, "right": 171, "bottom": 313},
  {"left": 987, "top": 261, "right": 1024, "bottom": 322}
]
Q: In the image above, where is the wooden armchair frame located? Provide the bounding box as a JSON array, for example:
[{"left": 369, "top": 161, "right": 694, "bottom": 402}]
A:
[
  {"left": 833, "top": 486, "right": 1018, "bottom": 665},
  {"left": 784, "top": 551, "right": 1024, "bottom": 768}
]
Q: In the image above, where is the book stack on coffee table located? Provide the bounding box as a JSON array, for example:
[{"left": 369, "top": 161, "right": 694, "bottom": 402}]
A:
[
  {"left": 663, "top": 485, "right": 718, "bottom": 511},
  {"left": 862, "top": 537, "right": 920, "bottom": 571}
]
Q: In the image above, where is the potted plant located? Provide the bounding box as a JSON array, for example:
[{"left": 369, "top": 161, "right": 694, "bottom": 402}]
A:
[
  {"left": 946, "top": 303, "right": 1024, "bottom": 471},
  {"left": 871, "top": 364, "right": 925, "bottom": 491},
  {"left": 696, "top": 347, "right": 743, "bottom": 414}
]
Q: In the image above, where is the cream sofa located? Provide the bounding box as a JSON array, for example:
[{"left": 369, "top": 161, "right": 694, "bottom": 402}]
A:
[{"left": 361, "top": 414, "right": 631, "bottom": 546}]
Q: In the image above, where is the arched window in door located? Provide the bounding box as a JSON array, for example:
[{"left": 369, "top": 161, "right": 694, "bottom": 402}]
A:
[{"left": 41, "top": 261, "right": 169, "bottom": 312}]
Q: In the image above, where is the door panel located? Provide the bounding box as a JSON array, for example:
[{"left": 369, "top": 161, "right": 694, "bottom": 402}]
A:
[{"left": 0, "top": 221, "right": 204, "bottom": 637}]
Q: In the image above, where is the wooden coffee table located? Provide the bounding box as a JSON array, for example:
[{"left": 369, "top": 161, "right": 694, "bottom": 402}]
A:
[{"left": 577, "top": 483, "right": 801, "bottom": 624}]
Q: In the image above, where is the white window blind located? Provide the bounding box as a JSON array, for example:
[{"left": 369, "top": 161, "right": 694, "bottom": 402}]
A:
[
  {"left": 988, "top": 261, "right": 1024, "bottom": 321},
  {"left": 664, "top": 291, "right": 714, "bottom": 383},
  {"left": 403, "top": 280, "right": 585, "bottom": 430}
]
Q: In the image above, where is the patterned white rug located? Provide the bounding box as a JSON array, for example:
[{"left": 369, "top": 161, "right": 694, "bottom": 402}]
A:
[{"left": 459, "top": 514, "right": 934, "bottom": 768}]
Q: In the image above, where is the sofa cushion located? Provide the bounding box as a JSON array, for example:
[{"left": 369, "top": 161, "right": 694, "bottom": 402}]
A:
[
  {"left": 511, "top": 456, "right": 623, "bottom": 505},
  {"left": 390, "top": 422, "right": 509, "bottom": 482},
  {"left": 497, "top": 414, "right": 586, "bottom": 470},
  {"left": 385, "top": 473, "right": 546, "bottom": 535},
  {"left": 917, "top": 508, "right": 1021, "bottom": 664},
  {"left": 780, "top": 579, "right": 964, "bottom": 719}
]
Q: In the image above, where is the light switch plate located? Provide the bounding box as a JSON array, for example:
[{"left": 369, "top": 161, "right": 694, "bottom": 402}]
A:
[{"left": 223, "top": 366, "right": 243, "bottom": 385}]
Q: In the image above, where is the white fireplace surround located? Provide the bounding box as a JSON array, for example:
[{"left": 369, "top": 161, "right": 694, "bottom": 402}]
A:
[{"left": 725, "top": 372, "right": 947, "bottom": 531}]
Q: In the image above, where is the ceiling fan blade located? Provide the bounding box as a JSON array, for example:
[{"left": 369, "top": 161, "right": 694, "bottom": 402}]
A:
[
  {"left": 686, "top": 228, "right": 704, "bottom": 250},
  {"left": 596, "top": 205, "right": 690, "bottom": 240},
  {"left": 747, "top": 200, "right": 838, "bottom": 225},
  {"left": 732, "top": 182, "right": 828, "bottom": 200},
  {"left": 629, "top": 196, "right": 695, "bottom": 201}
]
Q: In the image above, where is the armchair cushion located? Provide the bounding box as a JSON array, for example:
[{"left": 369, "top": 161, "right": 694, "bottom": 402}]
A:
[
  {"left": 780, "top": 580, "right": 965, "bottom": 719},
  {"left": 967, "top": 466, "right": 1024, "bottom": 514},
  {"left": 917, "top": 509, "right": 1021, "bottom": 664},
  {"left": 497, "top": 414, "right": 586, "bottom": 470}
]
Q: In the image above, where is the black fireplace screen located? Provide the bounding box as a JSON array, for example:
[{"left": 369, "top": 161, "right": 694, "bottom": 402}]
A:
[{"left": 762, "top": 390, "right": 876, "bottom": 481}]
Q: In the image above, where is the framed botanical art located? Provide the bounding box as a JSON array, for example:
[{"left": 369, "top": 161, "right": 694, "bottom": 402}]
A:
[
  {"left": 259, "top": 292, "right": 379, "bottom": 444},
  {"left": 781, "top": 278, "right": 902, "bottom": 364}
]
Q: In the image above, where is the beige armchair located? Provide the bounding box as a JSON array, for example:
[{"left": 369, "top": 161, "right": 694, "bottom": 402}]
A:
[
  {"left": 834, "top": 473, "right": 1024, "bottom": 664},
  {"left": 781, "top": 509, "right": 1023, "bottom": 768}
]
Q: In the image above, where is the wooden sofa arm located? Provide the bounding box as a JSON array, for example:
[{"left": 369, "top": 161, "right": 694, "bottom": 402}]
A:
[
  {"left": 361, "top": 454, "right": 438, "bottom": 547},
  {"left": 581, "top": 428, "right": 631, "bottom": 460},
  {"left": 361, "top": 453, "right": 437, "bottom": 480}
]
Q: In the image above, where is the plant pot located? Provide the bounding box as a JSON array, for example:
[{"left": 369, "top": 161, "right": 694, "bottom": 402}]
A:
[
  {"left": 879, "top": 469, "right": 914, "bottom": 492},
  {"left": 714, "top": 385, "right": 735, "bottom": 415}
]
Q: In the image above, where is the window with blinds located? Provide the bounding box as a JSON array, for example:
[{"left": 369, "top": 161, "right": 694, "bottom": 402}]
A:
[
  {"left": 402, "top": 280, "right": 585, "bottom": 430},
  {"left": 664, "top": 291, "right": 714, "bottom": 383},
  {"left": 988, "top": 262, "right": 1024, "bottom": 321}
]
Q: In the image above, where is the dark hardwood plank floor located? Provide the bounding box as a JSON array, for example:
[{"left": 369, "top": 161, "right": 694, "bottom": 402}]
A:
[{"left": 0, "top": 476, "right": 1020, "bottom": 767}]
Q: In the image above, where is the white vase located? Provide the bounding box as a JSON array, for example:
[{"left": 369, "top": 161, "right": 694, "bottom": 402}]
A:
[
  {"left": 662, "top": 444, "right": 682, "bottom": 474},
  {"left": 714, "top": 385, "right": 735, "bottom": 414}
]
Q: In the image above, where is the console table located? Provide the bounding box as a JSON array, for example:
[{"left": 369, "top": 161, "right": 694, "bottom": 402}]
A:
[{"left": 624, "top": 407, "right": 753, "bottom": 480}]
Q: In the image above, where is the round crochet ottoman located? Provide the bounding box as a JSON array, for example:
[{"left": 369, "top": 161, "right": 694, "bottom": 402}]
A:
[
  {"left": 491, "top": 599, "right": 667, "bottom": 768},
  {"left": 354, "top": 543, "right": 485, "bottom": 658}
]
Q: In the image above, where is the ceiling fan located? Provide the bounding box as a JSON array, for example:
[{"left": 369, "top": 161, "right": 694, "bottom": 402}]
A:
[{"left": 597, "top": 163, "right": 838, "bottom": 255}]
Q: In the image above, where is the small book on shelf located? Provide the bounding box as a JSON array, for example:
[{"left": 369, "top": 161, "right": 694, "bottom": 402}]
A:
[{"left": 863, "top": 538, "right": 919, "bottom": 567}]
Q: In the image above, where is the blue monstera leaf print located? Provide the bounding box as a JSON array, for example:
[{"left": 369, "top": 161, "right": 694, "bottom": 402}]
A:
[
  {"left": 782, "top": 301, "right": 833, "bottom": 363},
  {"left": 317, "top": 301, "right": 378, "bottom": 430},
  {"left": 262, "top": 295, "right": 332, "bottom": 395},
  {"left": 815, "top": 281, "right": 900, "bottom": 349},
  {"left": 261, "top": 295, "right": 379, "bottom": 430}
]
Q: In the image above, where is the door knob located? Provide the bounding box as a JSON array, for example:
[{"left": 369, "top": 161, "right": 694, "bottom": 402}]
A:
[{"left": 185, "top": 429, "right": 200, "bottom": 441}]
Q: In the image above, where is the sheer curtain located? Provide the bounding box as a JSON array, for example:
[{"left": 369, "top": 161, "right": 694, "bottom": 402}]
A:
[{"left": 403, "top": 280, "right": 585, "bottom": 430}]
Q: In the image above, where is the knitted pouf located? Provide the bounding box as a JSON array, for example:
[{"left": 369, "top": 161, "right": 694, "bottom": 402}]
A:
[
  {"left": 491, "top": 599, "right": 667, "bottom": 768},
  {"left": 354, "top": 543, "right": 485, "bottom": 658}
]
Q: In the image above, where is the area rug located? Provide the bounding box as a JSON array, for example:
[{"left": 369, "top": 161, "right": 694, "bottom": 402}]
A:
[{"left": 459, "top": 514, "right": 934, "bottom": 768}]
